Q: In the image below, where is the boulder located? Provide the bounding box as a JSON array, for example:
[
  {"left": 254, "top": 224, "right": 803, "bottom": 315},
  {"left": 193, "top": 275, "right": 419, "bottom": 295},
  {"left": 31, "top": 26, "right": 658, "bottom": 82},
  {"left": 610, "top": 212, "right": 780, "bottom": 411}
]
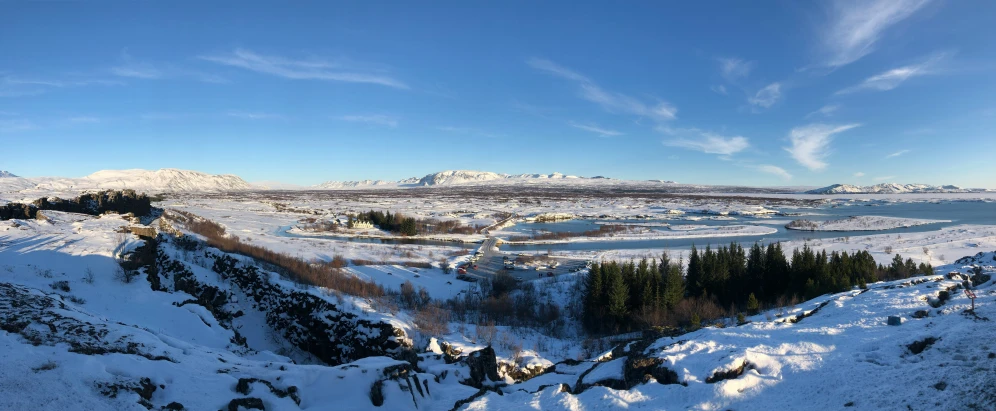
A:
[{"left": 887, "top": 316, "right": 902, "bottom": 326}]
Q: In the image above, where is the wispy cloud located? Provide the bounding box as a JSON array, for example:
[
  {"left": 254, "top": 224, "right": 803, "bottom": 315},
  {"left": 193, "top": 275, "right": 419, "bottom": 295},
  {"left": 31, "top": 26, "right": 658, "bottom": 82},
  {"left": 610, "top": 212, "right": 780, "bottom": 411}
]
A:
[
  {"left": 820, "top": 0, "right": 932, "bottom": 68},
  {"left": 338, "top": 114, "right": 398, "bottom": 127},
  {"left": 748, "top": 82, "right": 782, "bottom": 108},
  {"left": 710, "top": 85, "right": 728, "bottom": 95},
  {"left": 226, "top": 111, "right": 284, "bottom": 120},
  {"left": 854, "top": 171, "right": 865, "bottom": 177},
  {"left": 757, "top": 164, "right": 793, "bottom": 180},
  {"left": 568, "top": 121, "right": 623, "bottom": 137},
  {"left": 835, "top": 52, "right": 947, "bottom": 94},
  {"left": 0, "top": 118, "right": 35, "bottom": 133},
  {"left": 806, "top": 104, "right": 841, "bottom": 118},
  {"left": 200, "top": 48, "right": 407, "bottom": 89},
  {"left": 885, "top": 149, "right": 910, "bottom": 158},
  {"left": 718, "top": 57, "right": 754, "bottom": 82},
  {"left": 659, "top": 127, "right": 749, "bottom": 157},
  {"left": 67, "top": 116, "right": 100, "bottom": 123},
  {"left": 1, "top": 75, "right": 121, "bottom": 98},
  {"left": 438, "top": 126, "right": 502, "bottom": 138},
  {"left": 784, "top": 123, "right": 861, "bottom": 171},
  {"left": 875, "top": 175, "right": 897, "bottom": 181},
  {"left": 527, "top": 58, "right": 677, "bottom": 121}
]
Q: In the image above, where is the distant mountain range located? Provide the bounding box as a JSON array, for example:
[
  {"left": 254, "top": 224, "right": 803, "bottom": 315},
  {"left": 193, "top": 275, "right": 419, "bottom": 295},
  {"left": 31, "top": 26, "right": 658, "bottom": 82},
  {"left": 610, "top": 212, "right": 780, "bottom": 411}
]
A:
[
  {"left": 0, "top": 168, "right": 252, "bottom": 194},
  {"left": 314, "top": 170, "right": 585, "bottom": 189},
  {"left": 805, "top": 183, "right": 988, "bottom": 195},
  {"left": 1, "top": 168, "right": 990, "bottom": 195}
]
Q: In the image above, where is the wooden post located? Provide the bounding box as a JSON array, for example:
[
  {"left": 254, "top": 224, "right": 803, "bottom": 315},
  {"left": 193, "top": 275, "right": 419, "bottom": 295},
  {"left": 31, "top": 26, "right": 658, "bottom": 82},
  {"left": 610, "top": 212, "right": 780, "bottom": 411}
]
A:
[{"left": 965, "top": 289, "right": 977, "bottom": 311}]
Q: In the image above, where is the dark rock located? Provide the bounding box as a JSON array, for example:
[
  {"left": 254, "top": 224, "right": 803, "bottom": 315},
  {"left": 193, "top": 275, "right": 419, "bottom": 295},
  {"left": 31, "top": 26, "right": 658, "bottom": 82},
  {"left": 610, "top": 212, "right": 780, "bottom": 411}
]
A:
[
  {"left": 907, "top": 337, "right": 938, "bottom": 355},
  {"left": 706, "top": 361, "right": 752, "bottom": 384},
  {"left": 162, "top": 402, "right": 185, "bottom": 410},
  {"left": 912, "top": 310, "right": 929, "bottom": 319},
  {"left": 462, "top": 346, "right": 501, "bottom": 388},
  {"left": 887, "top": 316, "right": 902, "bottom": 326},
  {"left": 934, "top": 381, "right": 947, "bottom": 391},
  {"left": 227, "top": 397, "right": 264, "bottom": 411},
  {"left": 369, "top": 380, "right": 384, "bottom": 406}
]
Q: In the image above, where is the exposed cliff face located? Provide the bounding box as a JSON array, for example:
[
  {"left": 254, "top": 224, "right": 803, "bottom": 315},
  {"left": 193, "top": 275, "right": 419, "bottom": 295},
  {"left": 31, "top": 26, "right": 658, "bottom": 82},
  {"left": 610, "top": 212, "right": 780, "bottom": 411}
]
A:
[
  {"left": 0, "top": 190, "right": 152, "bottom": 220},
  {"left": 206, "top": 251, "right": 407, "bottom": 365}
]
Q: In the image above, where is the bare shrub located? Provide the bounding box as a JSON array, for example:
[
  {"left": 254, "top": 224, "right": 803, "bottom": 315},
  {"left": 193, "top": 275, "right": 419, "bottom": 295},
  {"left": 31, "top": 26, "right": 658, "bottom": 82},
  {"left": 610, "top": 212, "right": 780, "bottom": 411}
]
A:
[
  {"left": 414, "top": 304, "right": 451, "bottom": 342},
  {"left": 884, "top": 246, "right": 894, "bottom": 255},
  {"left": 476, "top": 320, "right": 497, "bottom": 346},
  {"left": 50, "top": 280, "right": 70, "bottom": 293},
  {"left": 32, "top": 361, "right": 58, "bottom": 372},
  {"left": 115, "top": 265, "right": 139, "bottom": 284},
  {"left": 82, "top": 267, "right": 95, "bottom": 284}
]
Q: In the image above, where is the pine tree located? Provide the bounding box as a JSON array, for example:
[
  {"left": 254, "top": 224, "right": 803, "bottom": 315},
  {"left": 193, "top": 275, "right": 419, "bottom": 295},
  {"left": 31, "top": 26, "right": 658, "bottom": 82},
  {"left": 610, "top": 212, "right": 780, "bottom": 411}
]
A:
[
  {"left": 582, "top": 262, "right": 604, "bottom": 332},
  {"left": 746, "top": 293, "right": 760, "bottom": 314},
  {"left": 606, "top": 266, "right": 629, "bottom": 328},
  {"left": 686, "top": 245, "right": 703, "bottom": 297}
]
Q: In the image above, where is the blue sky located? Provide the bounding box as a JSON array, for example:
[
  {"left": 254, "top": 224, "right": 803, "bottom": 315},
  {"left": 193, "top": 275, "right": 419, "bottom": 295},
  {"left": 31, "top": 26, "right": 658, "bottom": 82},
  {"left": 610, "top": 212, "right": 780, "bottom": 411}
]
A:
[{"left": 1, "top": 1, "right": 995, "bottom": 187}]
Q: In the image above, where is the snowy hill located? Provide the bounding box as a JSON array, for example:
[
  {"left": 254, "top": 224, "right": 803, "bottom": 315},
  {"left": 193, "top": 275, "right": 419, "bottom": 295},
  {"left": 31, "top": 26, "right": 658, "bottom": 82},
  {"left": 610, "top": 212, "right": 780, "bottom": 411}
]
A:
[
  {"left": 314, "top": 170, "right": 588, "bottom": 189},
  {"left": 806, "top": 183, "right": 982, "bottom": 194},
  {"left": 313, "top": 179, "right": 401, "bottom": 189},
  {"left": 0, "top": 171, "right": 17, "bottom": 178},
  {"left": 0, "top": 168, "right": 251, "bottom": 194}
]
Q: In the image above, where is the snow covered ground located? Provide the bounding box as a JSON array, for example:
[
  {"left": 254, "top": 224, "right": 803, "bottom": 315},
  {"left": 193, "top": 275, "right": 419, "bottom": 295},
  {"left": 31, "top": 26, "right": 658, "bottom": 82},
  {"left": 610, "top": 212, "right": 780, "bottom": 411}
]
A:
[
  {"left": 786, "top": 215, "right": 950, "bottom": 231},
  {"left": 461, "top": 261, "right": 996, "bottom": 411},
  {"left": 2, "top": 184, "right": 996, "bottom": 410}
]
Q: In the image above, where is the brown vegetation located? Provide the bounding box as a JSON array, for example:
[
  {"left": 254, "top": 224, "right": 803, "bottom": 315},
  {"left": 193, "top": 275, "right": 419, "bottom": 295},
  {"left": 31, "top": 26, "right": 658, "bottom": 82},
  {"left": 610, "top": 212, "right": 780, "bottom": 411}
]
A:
[{"left": 164, "top": 210, "right": 384, "bottom": 298}]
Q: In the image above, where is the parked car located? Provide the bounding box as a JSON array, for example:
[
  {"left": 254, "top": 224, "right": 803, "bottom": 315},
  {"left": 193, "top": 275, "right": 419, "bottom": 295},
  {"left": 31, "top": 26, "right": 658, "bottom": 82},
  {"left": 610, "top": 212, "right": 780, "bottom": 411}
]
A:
[
  {"left": 547, "top": 272, "right": 554, "bottom": 277},
  {"left": 457, "top": 268, "right": 467, "bottom": 275}
]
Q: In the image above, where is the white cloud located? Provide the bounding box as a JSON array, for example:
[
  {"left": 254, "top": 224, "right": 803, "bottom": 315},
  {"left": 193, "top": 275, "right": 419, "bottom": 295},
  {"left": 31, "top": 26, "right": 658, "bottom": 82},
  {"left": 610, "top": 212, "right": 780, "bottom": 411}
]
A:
[
  {"left": 820, "top": 0, "right": 932, "bottom": 67},
  {"left": 528, "top": 58, "right": 677, "bottom": 121},
  {"left": 0, "top": 119, "right": 35, "bottom": 133},
  {"left": 568, "top": 121, "right": 623, "bottom": 137},
  {"left": 718, "top": 57, "right": 754, "bottom": 82},
  {"left": 67, "top": 116, "right": 100, "bottom": 123},
  {"left": 111, "top": 64, "right": 162, "bottom": 79},
  {"left": 748, "top": 82, "right": 782, "bottom": 108},
  {"left": 660, "top": 127, "right": 749, "bottom": 156},
  {"left": 201, "top": 48, "right": 408, "bottom": 89},
  {"left": 885, "top": 149, "right": 910, "bottom": 158},
  {"left": 710, "top": 85, "right": 728, "bottom": 95},
  {"left": 226, "top": 111, "right": 284, "bottom": 120},
  {"left": 836, "top": 53, "right": 947, "bottom": 94},
  {"left": 1, "top": 75, "right": 122, "bottom": 98},
  {"left": 757, "top": 164, "right": 793, "bottom": 180},
  {"left": 806, "top": 104, "right": 841, "bottom": 118},
  {"left": 784, "top": 123, "right": 861, "bottom": 171},
  {"left": 338, "top": 114, "right": 398, "bottom": 127},
  {"left": 875, "top": 175, "right": 897, "bottom": 181},
  {"left": 853, "top": 171, "right": 865, "bottom": 177}
]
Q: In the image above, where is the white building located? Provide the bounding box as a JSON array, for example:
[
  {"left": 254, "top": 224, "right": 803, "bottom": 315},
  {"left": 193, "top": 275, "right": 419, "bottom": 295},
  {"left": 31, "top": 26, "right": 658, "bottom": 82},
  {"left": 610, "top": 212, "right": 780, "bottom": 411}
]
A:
[{"left": 351, "top": 220, "right": 374, "bottom": 229}]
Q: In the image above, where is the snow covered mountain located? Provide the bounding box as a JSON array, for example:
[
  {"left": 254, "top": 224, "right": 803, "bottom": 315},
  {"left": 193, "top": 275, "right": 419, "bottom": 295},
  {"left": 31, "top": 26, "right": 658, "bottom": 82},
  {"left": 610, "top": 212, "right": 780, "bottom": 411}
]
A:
[
  {"left": 806, "top": 183, "right": 982, "bottom": 194},
  {"left": 314, "top": 170, "right": 586, "bottom": 189},
  {"left": 0, "top": 171, "right": 17, "bottom": 178},
  {"left": 0, "top": 168, "right": 251, "bottom": 194},
  {"left": 313, "top": 179, "right": 400, "bottom": 189}
]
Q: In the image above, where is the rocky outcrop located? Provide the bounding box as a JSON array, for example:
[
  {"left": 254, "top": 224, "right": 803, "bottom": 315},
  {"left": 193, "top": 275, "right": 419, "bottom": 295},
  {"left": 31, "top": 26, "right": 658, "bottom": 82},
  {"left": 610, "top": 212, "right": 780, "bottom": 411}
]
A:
[
  {"left": 209, "top": 253, "right": 407, "bottom": 366},
  {"left": 461, "top": 346, "right": 501, "bottom": 388},
  {"left": 0, "top": 190, "right": 152, "bottom": 221}
]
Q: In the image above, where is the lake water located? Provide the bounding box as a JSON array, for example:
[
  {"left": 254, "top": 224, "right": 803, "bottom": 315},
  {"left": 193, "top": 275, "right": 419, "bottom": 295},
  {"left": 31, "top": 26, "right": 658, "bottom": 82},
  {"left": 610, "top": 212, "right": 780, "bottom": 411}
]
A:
[{"left": 280, "top": 200, "right": 996, "bottom": 252}]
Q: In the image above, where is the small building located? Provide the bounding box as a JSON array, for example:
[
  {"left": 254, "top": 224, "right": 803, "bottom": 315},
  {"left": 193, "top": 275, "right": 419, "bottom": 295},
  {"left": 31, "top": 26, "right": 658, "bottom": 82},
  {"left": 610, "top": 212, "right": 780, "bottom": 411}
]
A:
[{"left": 351, "top": 220, "right": 374, "bottom": 229}]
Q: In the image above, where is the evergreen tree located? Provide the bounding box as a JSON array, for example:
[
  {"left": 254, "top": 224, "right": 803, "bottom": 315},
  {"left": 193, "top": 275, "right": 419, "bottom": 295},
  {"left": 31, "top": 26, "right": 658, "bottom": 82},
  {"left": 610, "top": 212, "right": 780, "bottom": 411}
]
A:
[
  {"left": 746, "top": 293, "right": 760, "bottom": 314},
  {"left": 605, "top": 266, "right": 629, "bottom": 328}
]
